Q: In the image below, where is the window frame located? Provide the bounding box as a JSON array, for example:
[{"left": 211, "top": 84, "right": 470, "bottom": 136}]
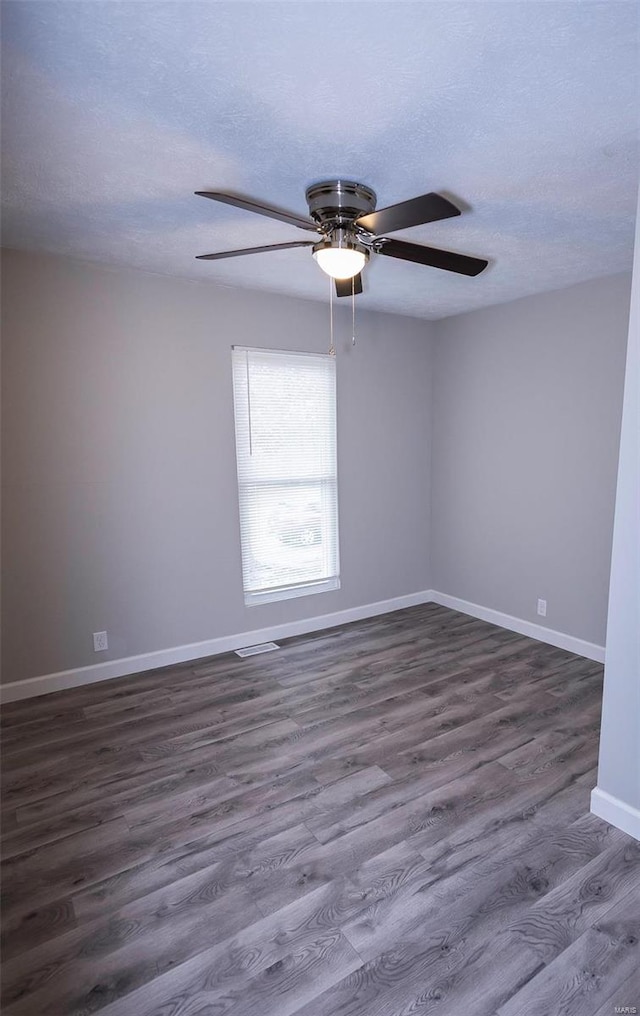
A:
[{"left": 231, "top": 345, "right": 341, "bottom": 607}]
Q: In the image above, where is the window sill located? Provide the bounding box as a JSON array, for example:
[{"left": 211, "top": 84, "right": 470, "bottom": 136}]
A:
[{"left": 244, "top": 576, "right": 340, "bottom": 607}]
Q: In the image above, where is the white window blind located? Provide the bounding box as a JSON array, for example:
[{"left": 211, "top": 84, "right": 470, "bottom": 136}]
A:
[{"left": 232, "top": 346, "right": 340, "bottom": 606}]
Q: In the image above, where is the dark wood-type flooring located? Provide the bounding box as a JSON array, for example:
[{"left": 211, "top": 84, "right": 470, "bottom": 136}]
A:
[{"left": 1, "top": 604, "right": 639, "bottom": 1015}]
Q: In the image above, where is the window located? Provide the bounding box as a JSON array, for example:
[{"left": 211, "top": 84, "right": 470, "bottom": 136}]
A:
[{"left": 232, "top": 346, "right": 340, "bottom": 606}]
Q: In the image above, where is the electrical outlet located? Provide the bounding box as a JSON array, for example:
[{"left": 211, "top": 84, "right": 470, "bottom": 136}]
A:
[
  {"left": 537, "top": 599, "right": 547, "bottom": 618},
  {"left": 93, "top": 631, "right": 108, "bottom": 652}
]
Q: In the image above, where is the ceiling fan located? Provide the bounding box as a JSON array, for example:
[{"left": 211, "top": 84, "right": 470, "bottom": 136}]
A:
[{"left": 195, "top": 180, "right": 488, "bottom": 297}]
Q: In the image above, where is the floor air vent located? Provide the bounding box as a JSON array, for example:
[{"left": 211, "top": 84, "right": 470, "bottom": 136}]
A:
[{"left": 235, "top": 642, "right": 280, "bottom": 658}]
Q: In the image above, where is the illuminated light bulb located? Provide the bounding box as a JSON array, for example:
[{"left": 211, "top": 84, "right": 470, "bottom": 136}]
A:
[{"left": 313, "top": 245, "right": 367, "bottom": 280}]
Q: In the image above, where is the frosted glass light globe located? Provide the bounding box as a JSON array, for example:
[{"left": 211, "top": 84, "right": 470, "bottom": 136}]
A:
[{"left": 313, "top": 246, "right": 367, "bottom": 280}]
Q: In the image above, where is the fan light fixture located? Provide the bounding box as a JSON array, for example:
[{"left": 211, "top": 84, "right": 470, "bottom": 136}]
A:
[
  {"left": 196, "top": 182, "right": 490, "bottom": 290},
  {"left": 312, "top": 232, "right": 368, "bottom": 280},
  {"left": 313, "top": 246, "right": 366, "bottom": 280}
]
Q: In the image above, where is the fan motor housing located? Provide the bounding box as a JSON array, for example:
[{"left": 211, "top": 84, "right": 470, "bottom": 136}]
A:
[{"left": 305, "top": 180, "right": 377, "bottom": 229}]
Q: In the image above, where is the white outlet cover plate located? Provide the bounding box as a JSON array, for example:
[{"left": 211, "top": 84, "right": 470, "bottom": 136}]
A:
[{"left": 93, "top": 631, "right": 108, "bottom": 652}]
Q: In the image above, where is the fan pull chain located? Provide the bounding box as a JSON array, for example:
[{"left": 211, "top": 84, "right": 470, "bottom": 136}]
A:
[
  {"left": 351, "top": 276, "right": 356, "bottom": 346},
  {"left": 329, "top": 275, "right": 335, "bottom": 357}
]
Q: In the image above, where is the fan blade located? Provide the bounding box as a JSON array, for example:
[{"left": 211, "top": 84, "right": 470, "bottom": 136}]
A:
[
  {"left": 196, "top": 241, "right": 315, "bottom": 261},
  {"left": 376, "top": 238, "right": 488, "bottom": 276},
  {"left": 356, "top": 192, "right": 460, "bottom": 235},
  {"left": 335, "top": 273, "right": 363, "bottom": 298},
  {"left": 195, "top": 191, "right": 318, "bottom": 232}
]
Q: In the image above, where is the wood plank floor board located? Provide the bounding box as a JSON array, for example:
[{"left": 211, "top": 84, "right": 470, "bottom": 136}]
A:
[
  {"left": 4, "top": 781, "right": 320, "bottom": 921},
  {"left": 342, "top": 810, "right": 622, "bottom": 963},
  {"left": 413, "top": 771, "right": 599, "bottom": 899},
  {"left": 1, "top": 604, "right": 637, "bottom": 1016},
  {"left": 342, "top": 816, "right": 628, "bottom": 1016},
  {"left": 90, "top": 840, "right": 437, "bottom": 1016},
  {"left": 69, "top": 811, "right": 323, "bottom": 924},
  {"left": 8, "top": 757, "right": 403, "bottom": 934},
  {"left": 247, "top": 762, "right": 597, "bottom": 922},
  {"left": 0, "top": 697, "right": 297, "bottom": 771},
  {"left": 496, "top": 720, "right": 601, "bottom": 780},
  {"left": 91, "top": 885, "right": 362, "bottom": 1016},
  {"left": 0, "top": 896, "right": 77, "bottom": 963},
  {"left": 2, "top": 801, "right": 132, "bottom": 860},
  {"left": 406, "top": 751, "right": 600, "bottom": 867},
  {"left": 1, "top": 673, "right": 193, "bottom": 725},
  {"left": 1, "top": 809, "right": 19, "bottom": 833},
  {"left": 497, "top": 890, "right": 640, "bottom": 1016},
  {"left": 314, "top": 689, "right": 515, "bottom": 777},
  {"left": 287, "top": 681, "right": 445, "bottom": 729},
  {"left": 0, "top": 708, "right": 89, "bottom": 748},
  {"left": 1, "top": 816, "right": 154, "bottom": 921},
  {"left": 348, "top": 635, "right": 525, "bottom": 695},
  {"left": 401, "top": 822, "right": 640, "bottom": 1016},
  {"left": 2, "top": 880, "right": 263, "bottom": 1016},
  {"left": 0, "top": 698, "right": 301, "bottom": 770},
  {"left": 384, "top": 684, "right": 581, "bottom": 767},
  {"left": 493, "top": 661, "right": 603, "bottom": 705},
  {"left": 590, "top": 966, "right": 640, "bottom": 1016},
  {"left": 10, "top": 760, "right": 238, "bottom": 831},
  {"left": 189, "top": 928, "right": 362, "bottom": 1016},
  {"left": 306, "top": 756, "right": 516, "bottom": 846},
  {"left": 501, "top": 834, "right": 640, "bottom": 968},
  {"left": 0, "top": 693, "right": 349, "bottom": 813},
  {"left": 2, "top": 711, "right": 305, "bottom": 812}
]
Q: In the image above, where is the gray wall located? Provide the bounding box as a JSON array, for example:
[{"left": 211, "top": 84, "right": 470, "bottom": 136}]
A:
[
  {"left": 431, "top": 273, "right": 631, "bottom": 647},
  {"left": 1, "top": 249, "right": 433, "bottom": 683},
  {"left": 1, "top": 248, "right": 631, "bottom": 688},
  {"left": 595, "top": 189, "right": 640, "bottom": 819}
]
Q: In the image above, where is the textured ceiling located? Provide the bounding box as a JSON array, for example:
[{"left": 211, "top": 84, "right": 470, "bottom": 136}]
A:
[{"left": 1, "top": 1, "right": 638, "bottom": 320}]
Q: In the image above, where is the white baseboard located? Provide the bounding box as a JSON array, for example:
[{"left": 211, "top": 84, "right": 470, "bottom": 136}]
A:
[
  {"left": 591, "top": 787, "right": 640, "bottom": 841},
  {"left": 429, "top": 590, "right": 605, "bottom": 664},
  {"left": 1, "top": 587, "right": 606, "bottom": 704},
  {"left": 0, "top": 590, "right": 434, "bottom": 704}
]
